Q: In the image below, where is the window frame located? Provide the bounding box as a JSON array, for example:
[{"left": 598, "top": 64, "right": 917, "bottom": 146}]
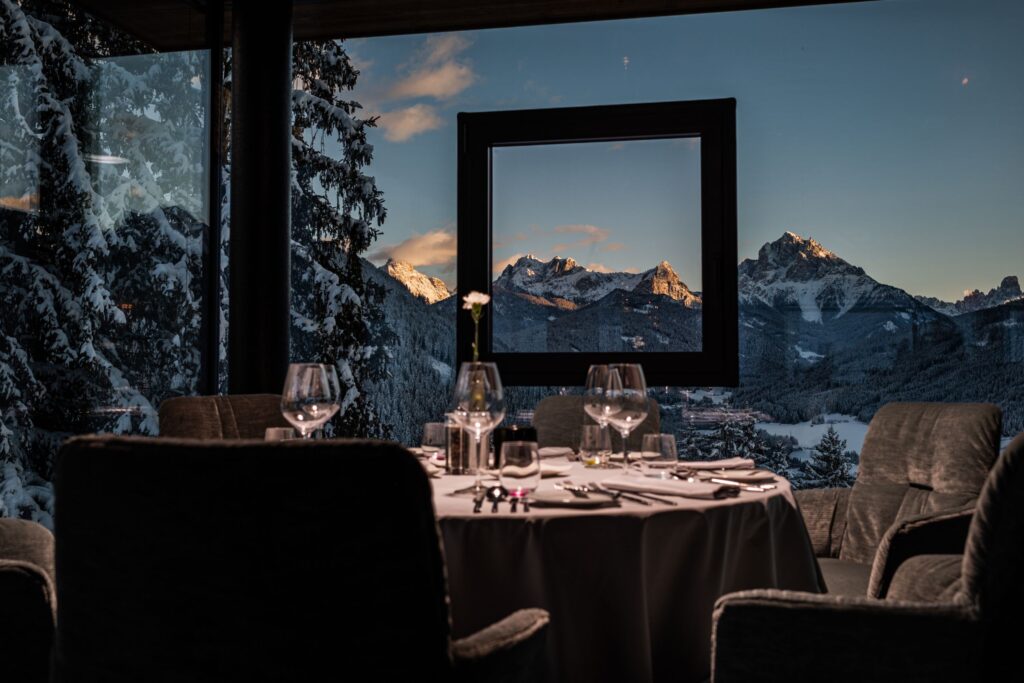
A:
[{"left": 456, "top": 98, "right": 739, "bottom": 386}]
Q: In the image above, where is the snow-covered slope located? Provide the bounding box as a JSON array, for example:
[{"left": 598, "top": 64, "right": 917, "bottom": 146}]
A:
[{"left": 381, "top": 258, "right": 451, "bottom": 304}]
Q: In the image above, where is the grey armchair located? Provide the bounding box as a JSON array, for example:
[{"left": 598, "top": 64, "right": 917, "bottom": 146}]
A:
[
  {"left": 53, "top": 436, "right": 549, "bottom": 682},
  {"left": 0, "top": 518, "right": 56, "bottom": 683},
  {"left": 533, "top": 394, "right": 661, "bottom": 451},
  {"left": 711, "top": 431, "right": 1024, "bottom": 682},
  {"left": 158, "top": 393, "right": 289, "bottom": 438},
  {"left": 794, "top": 402, "right": 1001, "bottom": 597}
]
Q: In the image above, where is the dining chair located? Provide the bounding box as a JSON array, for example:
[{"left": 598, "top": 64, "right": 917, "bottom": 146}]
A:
[
  {"left": 794, "top": 402, "right": 1002, "bottom": 598},
  {"left": 711, "top": 430, "right": 1024, "bottom": 682},
  {"left": 533, "top": 394, "right": 661, "bottom": 452},
  {"left": 158, "top": 393, "right": 289, "bottom": 438},
  {"left": 0, "top": 518, "right": 55, "bottom": 683},
  {"left": 52, "top": 436, "right": 550, "bottom": 682}
]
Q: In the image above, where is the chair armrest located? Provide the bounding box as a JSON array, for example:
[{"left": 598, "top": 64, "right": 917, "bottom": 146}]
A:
[
  {"left": 867, "top": 505, "right": 975, "bottom": 599},
  {"left": 0, "top": 519, "right": 57, "bottom": 683},
  {"left": 794, "top": 487, "right": 851, "bottom": 557},
  {"left": 712, "top": 589, "right": 982, "bottom": 683},
  {"left": 452, "top": 608, "right": 550, "bottom": 683}
]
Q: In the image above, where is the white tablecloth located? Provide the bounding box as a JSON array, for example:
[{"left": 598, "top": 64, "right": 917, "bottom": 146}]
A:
[{"left": 431, "top": 460, "right": 823, "bottom": 683}]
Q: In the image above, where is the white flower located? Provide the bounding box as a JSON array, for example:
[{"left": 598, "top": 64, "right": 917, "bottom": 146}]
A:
[{"left": 462, "top": 291, "right": 491, "bottom": 309}]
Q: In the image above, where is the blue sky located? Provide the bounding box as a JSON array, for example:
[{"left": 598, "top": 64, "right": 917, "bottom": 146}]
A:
[{"left": 352, "top": 0, "right": 1024, "bottom": 300}]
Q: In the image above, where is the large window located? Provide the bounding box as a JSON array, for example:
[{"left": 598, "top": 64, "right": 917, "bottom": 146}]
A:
[
  {"left": 1, "top": 2, "right": 211, "bottom": 522},
  {"left": 352, "top": 0, "right": 1024, "bottom": 484}
]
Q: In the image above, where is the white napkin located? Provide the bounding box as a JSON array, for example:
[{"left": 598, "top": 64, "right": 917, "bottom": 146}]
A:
[
  {"left": 609, "top": 451, "right": 665, "bottom": 461},
  {"left": 420, "top": 460, "right": 443, "bottom": 478},
  {"left": 601, "top": 477, "right": 734, "bottom": 500},
  {"left": 482, "top": 463, "right": 572, "bottom": 478},
  {"left": 538, "top": 446, "right": 574, "bottom": 459},
  {"left": 678, "top": 457, "right": 756, "bottom": 470}
]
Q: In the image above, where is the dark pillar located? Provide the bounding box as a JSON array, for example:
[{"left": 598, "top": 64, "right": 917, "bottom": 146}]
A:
[{"left": 229, "top": 1, "right": 293, "bottom": 394}]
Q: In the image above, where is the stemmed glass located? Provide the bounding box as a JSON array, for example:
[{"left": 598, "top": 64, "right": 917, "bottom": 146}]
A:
[
  {"left": 449, "top": 361, "right": 506, "bottom": 493},
  {"left": 281, "top": 362, "right": 341, "bottom": 439},
  {"left": 604, "top": 364, "right": 649, "bottom": 474},
  {"left": 583, "top": 364, "right": 619, "bottom": 467}
]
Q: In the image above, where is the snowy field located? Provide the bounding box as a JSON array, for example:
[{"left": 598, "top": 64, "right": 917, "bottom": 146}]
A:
[{"left": 757, "top": 413, "right": 869, "bottom": 460}]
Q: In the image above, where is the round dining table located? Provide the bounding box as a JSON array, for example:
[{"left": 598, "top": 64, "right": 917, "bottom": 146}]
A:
[{"left": 430, "top": 459, "right": 824, "bottom": 683}]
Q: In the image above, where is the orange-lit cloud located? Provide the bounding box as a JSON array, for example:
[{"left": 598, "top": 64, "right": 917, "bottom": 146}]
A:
[
  {"left": 375, "top": 104, "right": 443, "bottom": 142},
  {"left": 369, "top": 228, "right": 456, "bottom": 271},
  {"left": 493, "top": 253, "right": 527, "bottom": 276},
  {"left": 0, "top": 193, "right": 38, "bottom": 213}
]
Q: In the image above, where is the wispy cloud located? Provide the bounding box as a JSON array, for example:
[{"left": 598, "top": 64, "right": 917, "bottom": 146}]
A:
[
  {"left": 551, "top": 223, "right": 612, "bottom": 252},
  {"left": 387, "top": 34, "right": 477, "bottom": 101},
  {"left": 585, "top": 262, "right": 614, "bottom": 273},
  {"left": 601, "top": 242, "right": 626, "bottom": 253},
  {"left": 388, "top": 61, "right": 476, "bottom": 100},
  {"left": 368, "top": 228, "right": 456, "bottom": 272},
  {"left": 375, "top": 104, "right": 443, "bottom": 142}
]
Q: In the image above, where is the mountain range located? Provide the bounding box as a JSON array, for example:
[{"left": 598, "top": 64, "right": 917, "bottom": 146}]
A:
[{"left": 373, "top": 231, "right": 1023, "bottom": 442}]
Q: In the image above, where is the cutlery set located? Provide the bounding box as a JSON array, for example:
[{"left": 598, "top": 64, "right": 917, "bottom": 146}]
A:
[{"left": 473, "top": 484, "right": 530, "bottom": 513}]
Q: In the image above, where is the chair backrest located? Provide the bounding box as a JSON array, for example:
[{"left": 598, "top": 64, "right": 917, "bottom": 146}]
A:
[
  {"left": 533, "top": 395, "right": 661, "bottom": 451},
  {"left": 53, "top": 436, "right": 452, "bottom": 682},
  {"left": 840, "top": 402, "right": 1001, "bottom": 564},
  {"left": 961, "top": 432, "right": 1024, "bottom": 654},
  {"left": 158, "top": 394, "right": 289, "bottom": 438}
]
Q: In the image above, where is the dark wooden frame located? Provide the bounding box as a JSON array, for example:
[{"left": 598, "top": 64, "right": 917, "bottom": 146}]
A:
[{"left": 457, "top": 98, "right": 738, "bottom": 386}]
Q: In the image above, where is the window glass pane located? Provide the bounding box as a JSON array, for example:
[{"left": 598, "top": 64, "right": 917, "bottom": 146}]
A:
[
  {"left": 347, "top": 0, "right": 1024, "bottom": 480},
  {"left": 492, "top": 139, "right": 702, "bottom": 353},
  {"left": 0, "top": 2, "right": 209, "bottom": 523}
]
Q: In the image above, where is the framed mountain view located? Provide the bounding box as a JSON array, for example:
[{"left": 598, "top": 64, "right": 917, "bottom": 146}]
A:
[{"left": 457, "top": 99, "right": 738, "bottom": 385}]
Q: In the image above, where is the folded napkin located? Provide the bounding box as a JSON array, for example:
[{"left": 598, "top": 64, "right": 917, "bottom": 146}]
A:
[
  {"left": 677, "top": 457, "right": 755, "bottom": 470},
  {"left": 695, "top": 468, "right": 776, "bottom": 484},
  {"left": 420, "top": 460, "right": 443, "bottom": 478},
  {"left": 538, "top": 446, "right": 574, "bottom": 459},
  {"left": 601, "top": 477, "right": 737, "bottom": 500}
]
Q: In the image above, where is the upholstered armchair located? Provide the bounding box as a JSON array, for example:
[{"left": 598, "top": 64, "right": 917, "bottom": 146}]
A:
[
  {"left": 0, "top": 518, "right": 56, "bottom": 683},
  {"left": 712, "top": 432, "right": 1024, "bottom": 682},
  {"left": 158, "top": 394, "right": 289, "bottom": 438},
  {"left": 52, "top": 436, "right": 549, "bottom": 682},
  {"left": 533, "top": 395, "right": 661, "bottom": 451},
  {"left": 794, "top": 402, "right": 1001, "bottom": 597}
]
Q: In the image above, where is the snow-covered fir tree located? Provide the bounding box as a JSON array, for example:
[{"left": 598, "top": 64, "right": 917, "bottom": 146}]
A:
[
  {"left": 806, "top": 425, "right": 855, "bottom": 488},
  {"left": 288, "top": 39, "right": 395, "bottom": 438},
  {"left": 1, "top": 0, "right": 206, "bottom": 523}
]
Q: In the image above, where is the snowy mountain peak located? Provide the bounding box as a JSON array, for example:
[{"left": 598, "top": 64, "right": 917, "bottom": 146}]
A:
[
  {"left": 635, "top": 260, "right": 700, "bottom": 306},
  {"left": 382, "top": 259, "right": 452, "bottom": 304},
  {"left": 919, "top": 274, "right": 1024, "bottom": 316},
  {"left": 740, "top": 232, "right": 923, "bottom": 325},
  {"left": 494, "top": 255, "right": 700, "bottom": 308}
]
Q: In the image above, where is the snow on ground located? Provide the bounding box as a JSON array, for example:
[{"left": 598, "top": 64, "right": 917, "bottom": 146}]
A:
[
  {"left": 757, "top": 413, "right": 869, "bottom": 455},
  {"left": 429, "top": 357, "right": 452, "bottom": 381},
  {"left": 794, "top": 344, "right": 824, "bottom": 361}
]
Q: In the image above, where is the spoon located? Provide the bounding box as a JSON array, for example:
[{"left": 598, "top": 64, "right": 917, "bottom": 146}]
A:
[{"left": 486, "top": 484, "right": 508, "bottom": 513}]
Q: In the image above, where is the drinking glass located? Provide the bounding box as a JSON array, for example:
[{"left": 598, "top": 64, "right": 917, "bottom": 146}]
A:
[
  {"left": 642, "top": 433, "right": 678, "bottom": 476},
  {"left": 499, "top": 441, "right": 541, "bottom": 501},
  {"left": 281, "top": 363, "right": 340, "bottom": 438},
  {"left": 449, "top": 361, "right": 506, "bottom": 493},
  {"left": 604, "top": 364, "right": 649, "bottom": 474},
  {"left": 579, "top": 424, "right": 612, "bottom": 467},
  {"left": 583, "top": 364, "right": 619, "bottom": 462},
  {"left": 421, "top": 422, "right": 447, "bottom": 453}
]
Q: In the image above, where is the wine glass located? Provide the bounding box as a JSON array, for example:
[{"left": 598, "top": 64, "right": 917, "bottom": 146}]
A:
[
  {"left": 642, "top": 433, "right": 678, "bottom": 476},
  {"left": 499, "top": 441, "right": 541, "bottom": 502},
  {"left": 281, "top": 363, "right": 339, "bottom": 439},
  {"left": 604, "top": 364, "right": 649, "bottom": 474},
  {"left": 449, "top": 361, "right": 506, "bottom": 493},
  {"left": 583, "top": 364, "right": 619, "bottom": 467}
]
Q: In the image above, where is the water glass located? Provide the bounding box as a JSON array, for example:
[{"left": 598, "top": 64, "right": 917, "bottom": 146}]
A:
[
  {"left": 641, "top": 433, "right": 678, "bottom": 475},
  {"left": 499, "top": 441, "right": 541, "bottom": 500},
  {"left": 265, "top": 427, "right": 296, "bottom": 441},
  {"left": 421, "top": 422, "right": 447, "bottom": 452},
  {"left": 281, "top": 362, "right": 341, "bottom": 438},
  {"left": 579, "top": 424, "right": 612, "bottom": 467}
]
